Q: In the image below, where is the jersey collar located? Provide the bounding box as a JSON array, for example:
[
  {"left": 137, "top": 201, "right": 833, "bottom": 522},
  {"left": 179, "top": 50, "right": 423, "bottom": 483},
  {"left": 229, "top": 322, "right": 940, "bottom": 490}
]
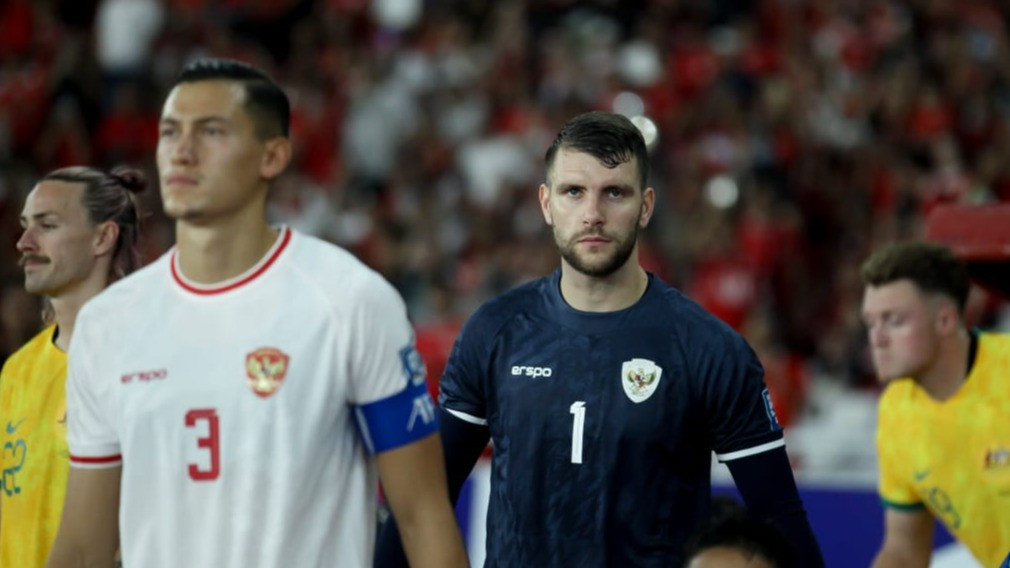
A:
[{"left": 170, "top": 227, "right": 292, "bottom": 295}]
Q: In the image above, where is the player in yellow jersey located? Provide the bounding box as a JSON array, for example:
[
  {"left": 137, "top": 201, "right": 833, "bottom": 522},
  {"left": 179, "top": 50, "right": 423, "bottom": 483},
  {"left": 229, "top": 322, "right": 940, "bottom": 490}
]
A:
[
  {"left": 861, "top": 241, "right": 1010, "bottom": 567},
  {"left": 0, "top": 166, "right": 145, "bottom": 567}
]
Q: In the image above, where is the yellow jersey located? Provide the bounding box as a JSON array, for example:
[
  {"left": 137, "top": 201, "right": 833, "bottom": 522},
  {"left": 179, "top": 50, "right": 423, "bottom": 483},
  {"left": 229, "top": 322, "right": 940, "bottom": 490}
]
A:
[
  {"left": 0, "top": 325, "right": 67, "bottom": 568},
  {"left": 877, "top": 331, "right": 1010, "bottom": 567}
]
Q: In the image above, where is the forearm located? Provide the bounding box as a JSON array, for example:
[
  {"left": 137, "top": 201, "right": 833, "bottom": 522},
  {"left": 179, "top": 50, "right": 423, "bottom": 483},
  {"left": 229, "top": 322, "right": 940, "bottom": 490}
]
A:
[
  {"left": 375, "top": 407, "right": 489, "bottom": 568},
  {"left": 871, "top": 548, "right": 929, "bottom": 568},
  {"left": 396, "top": 500, "right": 469, "bottom": 568},
  {"left": 46, "top": 543, "right": 116, "bottom": 568},
  {"left": 46, "top": 467, "right": 121, "bottom": 568},
  {"left": 726, "top": 445, "right": 825, "bottom": 568}
]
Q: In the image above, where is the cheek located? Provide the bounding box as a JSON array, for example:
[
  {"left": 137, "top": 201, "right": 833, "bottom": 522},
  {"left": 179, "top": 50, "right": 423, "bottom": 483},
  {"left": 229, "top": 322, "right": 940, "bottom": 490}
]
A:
[
  {"left": 892, "top": 326, "right": 931, "bottom": 357},
  {"left": 156, "top": 142, "right": 172, "bottom": 165}
]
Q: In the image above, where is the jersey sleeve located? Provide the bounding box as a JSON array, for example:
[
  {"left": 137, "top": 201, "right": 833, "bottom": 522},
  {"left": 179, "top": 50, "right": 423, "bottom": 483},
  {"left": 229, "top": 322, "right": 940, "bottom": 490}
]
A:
[
  {"left": 345, "top": 274, "right": 437, "bottom": 454},
  {"left": 65, "top": 308, "right": 122, "bottom": 469},
  {"left": 698, "top": 329, "right": 785, "bottom": 462},
  {"left": 876, "top": 390, "right": 922, "bottom": 509},
  {"left": 437, "top": 307, "right": 493, "bottom": 426}
]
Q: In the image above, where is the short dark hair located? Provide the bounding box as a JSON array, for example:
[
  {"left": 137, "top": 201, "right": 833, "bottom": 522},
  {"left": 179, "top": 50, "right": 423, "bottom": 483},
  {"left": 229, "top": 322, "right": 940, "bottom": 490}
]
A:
[
  {"left": 682, "top": 516, "right": 795, "bottom": 568},
  {"left": 860, "top": 241, "right": 970, "bottom": 313},
  {"left": 174, "top": 57, "right": 290, "bottom": 139},
  {"left": 42, "top": 166, "right": 146, "bottom": 283},
  {"left": 544, "top": 111, "right": 649, "bottom": 189}
]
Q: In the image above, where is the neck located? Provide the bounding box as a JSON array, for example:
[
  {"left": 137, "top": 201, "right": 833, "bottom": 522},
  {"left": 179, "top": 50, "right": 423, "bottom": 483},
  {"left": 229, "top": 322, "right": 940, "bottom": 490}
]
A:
[
  {"left": 559, "top": 259, "right": 648, "bottom": 313},
  {"left": 49, "top": 269, "right": 110, "bottom": 352},
  {"left": 175, "top": 213, "right": 279, "bottom": 285},
  {"left": 917, "top": 328, "right": 971, "bottom": 401}
]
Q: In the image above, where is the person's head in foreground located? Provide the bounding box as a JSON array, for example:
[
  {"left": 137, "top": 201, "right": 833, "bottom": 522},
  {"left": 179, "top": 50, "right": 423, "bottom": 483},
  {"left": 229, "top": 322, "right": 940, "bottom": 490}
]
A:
[{"left": 682, "top": 516, "right": 795, "bottom": 568}]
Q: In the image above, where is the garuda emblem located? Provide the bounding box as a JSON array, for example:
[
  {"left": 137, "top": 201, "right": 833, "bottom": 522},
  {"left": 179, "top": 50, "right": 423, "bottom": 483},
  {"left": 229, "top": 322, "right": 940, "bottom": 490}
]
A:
[
  {"left": 621, "top": 358, "right": 662, "bottom": 403},
  {"left": 246, "top": 347, "right": 290, "bottom": 398}
]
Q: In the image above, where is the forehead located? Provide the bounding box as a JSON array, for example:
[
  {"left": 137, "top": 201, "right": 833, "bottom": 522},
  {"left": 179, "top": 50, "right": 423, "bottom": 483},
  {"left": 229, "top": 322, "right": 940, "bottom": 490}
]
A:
[
  {"left": 22, "top": 180, "right": 86, "bottom": 217},
  {"left": 550, "top": 148, "right": 640, "bottom": 189},
  {"left": 862, "top": 279, "right": 925, "bottom": 313},
  {"left": 162, "top": 80, "right": 248, "bottom": 122}
]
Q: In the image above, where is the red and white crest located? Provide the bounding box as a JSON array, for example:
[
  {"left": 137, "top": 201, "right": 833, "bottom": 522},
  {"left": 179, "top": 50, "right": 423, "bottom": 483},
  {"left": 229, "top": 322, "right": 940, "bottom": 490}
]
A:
[{"left": 245, "top": 347, "right": 290, "bottom": 398}]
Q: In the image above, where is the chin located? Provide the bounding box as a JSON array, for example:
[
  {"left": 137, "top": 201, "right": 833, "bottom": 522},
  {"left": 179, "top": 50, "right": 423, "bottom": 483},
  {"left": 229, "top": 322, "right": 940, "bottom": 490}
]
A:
[
  {"left": 164, "top": 205, "right": 203, "bottom": 222},
  {"left": 876, "top": 367, "right": 906, "bottom": 382}
]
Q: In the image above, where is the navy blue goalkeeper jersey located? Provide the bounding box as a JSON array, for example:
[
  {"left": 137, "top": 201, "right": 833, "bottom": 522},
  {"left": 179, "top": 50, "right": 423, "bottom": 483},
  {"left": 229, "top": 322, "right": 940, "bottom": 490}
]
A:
[{"left": 439, "top": 270, "right": 784, "bottom": 567}]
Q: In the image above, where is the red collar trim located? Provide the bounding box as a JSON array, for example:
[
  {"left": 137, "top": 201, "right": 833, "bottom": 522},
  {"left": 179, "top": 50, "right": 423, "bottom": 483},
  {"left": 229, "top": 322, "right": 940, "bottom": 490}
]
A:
[{"left": 171, "top": 227, "right": 292, "bottom": 295}]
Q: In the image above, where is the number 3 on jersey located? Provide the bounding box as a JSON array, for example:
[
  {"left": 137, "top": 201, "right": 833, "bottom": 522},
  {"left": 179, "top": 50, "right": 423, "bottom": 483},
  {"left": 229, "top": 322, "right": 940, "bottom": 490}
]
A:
[
  {"left": 186, "top": 408, "right": 220, "bottom": 481},
  {"left": 570, "top": 401, "right": 586, "bottom": 464}
]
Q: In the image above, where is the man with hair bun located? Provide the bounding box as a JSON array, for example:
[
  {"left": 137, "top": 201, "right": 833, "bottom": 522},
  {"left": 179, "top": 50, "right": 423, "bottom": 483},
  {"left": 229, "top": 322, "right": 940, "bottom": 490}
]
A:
[{"left": 0, "top": 165, "right": 146, "bottom": 567}]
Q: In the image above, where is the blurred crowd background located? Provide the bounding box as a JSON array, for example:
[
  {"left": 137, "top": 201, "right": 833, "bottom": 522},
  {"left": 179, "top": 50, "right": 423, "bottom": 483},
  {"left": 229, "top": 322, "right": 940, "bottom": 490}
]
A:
[{"left": 3, "top": 0, "right": 1010, "bottom": 438}]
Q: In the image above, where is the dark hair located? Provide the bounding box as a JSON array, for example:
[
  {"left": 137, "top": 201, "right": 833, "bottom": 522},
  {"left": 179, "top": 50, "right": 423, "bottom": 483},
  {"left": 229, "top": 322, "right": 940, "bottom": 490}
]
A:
[
  {"left": 683, "top": 516, "right": 795, "bottom": 568},
  {"left": 174, "top": 57, "right": 290, "bottom": 139},
  {"left": 860, "top": 241, "right": 970, "bottom": 313},
  {"left": 544, "top": 111, "right": 649, "bottom": 189},
  {"left": 42, "top": 166, "right": 146, "bottom": 283}
]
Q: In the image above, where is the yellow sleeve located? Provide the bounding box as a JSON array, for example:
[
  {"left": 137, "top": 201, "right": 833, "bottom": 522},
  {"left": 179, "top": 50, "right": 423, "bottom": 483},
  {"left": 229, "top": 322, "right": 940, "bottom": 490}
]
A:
[{"left": 876, "top": 388, "right": 924, "bottom": 510}]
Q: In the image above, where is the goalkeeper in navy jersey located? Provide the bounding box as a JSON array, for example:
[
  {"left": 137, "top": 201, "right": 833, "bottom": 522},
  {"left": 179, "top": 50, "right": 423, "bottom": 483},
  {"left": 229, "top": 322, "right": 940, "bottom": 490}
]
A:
[{"left": 376, "top": 111, "right": 823, "bottom": 567}]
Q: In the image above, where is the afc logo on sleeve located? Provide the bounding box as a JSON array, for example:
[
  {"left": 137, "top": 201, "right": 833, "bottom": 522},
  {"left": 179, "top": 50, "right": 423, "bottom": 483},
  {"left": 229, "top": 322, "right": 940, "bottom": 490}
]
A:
[{"left": 407, "top": 394, "right": 436, "bottom": 432}]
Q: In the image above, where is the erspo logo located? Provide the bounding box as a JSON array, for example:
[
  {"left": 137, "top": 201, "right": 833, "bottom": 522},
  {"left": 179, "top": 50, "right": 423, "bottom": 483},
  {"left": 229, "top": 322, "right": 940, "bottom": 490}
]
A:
[
  {"left": 121, "top": 369, "right": 168, "bottom": 384},
  {"left": 511, "top": 365, "right": 553, "bottom": 378}
]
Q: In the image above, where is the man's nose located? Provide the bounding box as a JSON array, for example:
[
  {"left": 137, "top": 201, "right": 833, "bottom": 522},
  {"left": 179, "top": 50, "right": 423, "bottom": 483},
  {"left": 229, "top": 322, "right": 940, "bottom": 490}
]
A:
[
  {"left": 16, "top": 226, "right": 37, "bottom": 253},
  {"left": 582, "top": 193, "right": 604, "bottom": 226}
]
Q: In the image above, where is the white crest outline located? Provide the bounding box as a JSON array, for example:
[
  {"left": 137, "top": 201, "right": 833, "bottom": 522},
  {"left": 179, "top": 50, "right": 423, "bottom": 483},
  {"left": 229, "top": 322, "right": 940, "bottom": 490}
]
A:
[{"left": 621, "top": 358, "right": 662, "bottom": 403}]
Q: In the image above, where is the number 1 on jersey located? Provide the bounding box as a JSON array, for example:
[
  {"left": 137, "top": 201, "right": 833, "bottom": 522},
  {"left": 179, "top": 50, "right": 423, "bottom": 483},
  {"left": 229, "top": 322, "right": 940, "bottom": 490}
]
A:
[
  {"left": 570, "top": 401, "right": 586, "bottom": 464},
  {"left": 185, "top": 408, "right": 220, "bottom": 481}
]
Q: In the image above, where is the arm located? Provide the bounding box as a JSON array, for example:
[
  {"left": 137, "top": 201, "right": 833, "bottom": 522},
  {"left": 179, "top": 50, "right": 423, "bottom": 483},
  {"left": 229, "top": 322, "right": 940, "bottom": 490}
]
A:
[
  {"left": 725, "top": 446, "right": 824, "bottom": 568},
  {"left": 46, "top": 466, "right": 121, "bottom": 567},
  {"left": 375, "top": 406, "right": 490, "bottom": 568},
  {"left": 375, "top": 426, "right": 471, "bottom": 568},
  {"left": 870, "top": 507, "right": 934, "bottom": 568}
]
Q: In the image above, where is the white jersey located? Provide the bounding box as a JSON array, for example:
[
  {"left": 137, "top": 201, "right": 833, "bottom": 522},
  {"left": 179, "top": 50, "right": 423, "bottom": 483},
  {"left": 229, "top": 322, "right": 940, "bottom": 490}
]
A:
[{"left": 66, "top": 227, "right": 436, "bottom": 568}]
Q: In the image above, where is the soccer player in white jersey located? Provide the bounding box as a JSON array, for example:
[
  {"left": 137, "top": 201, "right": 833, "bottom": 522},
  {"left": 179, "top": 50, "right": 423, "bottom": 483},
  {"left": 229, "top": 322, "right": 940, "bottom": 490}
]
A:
[{"left": 46, "top": 58, "right": 469, "bottom": 568}]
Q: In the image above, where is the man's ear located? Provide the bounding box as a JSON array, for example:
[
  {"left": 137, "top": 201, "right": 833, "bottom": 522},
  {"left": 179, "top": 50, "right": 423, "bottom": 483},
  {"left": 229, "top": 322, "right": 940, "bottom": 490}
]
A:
[
  {"left": 93, "top": 221, "right": 119, "bottom": 258},
  {"left": 260, "top": 137, "right": 292, "bottom": 181},
  {"left": 639, "top": 186, "right": 655, "bottom": 228},
  {"left": 935, "top": 301, "right": 961, "bottom": 335},
  {"left": 539, "top": 183, "right": 553, "bottom": 226}
]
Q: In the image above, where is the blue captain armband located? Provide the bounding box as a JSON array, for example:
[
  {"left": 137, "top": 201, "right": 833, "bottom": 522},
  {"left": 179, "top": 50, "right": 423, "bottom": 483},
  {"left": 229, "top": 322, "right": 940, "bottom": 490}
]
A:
[{"left": 354, "top": 379, "right": 438, "bottom": 454}]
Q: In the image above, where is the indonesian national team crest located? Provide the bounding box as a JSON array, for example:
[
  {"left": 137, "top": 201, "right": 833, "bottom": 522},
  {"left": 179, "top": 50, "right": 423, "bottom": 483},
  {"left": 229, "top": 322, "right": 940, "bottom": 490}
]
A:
[
  {"left": 621, "top": 358, "right": 662, "bottom": 403},
  {"left": 245, "top": 347, "right": 290, "bottom": 398}
]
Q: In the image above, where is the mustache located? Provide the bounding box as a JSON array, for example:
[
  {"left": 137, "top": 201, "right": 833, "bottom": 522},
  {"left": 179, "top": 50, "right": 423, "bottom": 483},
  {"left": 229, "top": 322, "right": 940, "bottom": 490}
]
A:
[{"left": 19, "top": 255, "right": 48, "bottom": 267}]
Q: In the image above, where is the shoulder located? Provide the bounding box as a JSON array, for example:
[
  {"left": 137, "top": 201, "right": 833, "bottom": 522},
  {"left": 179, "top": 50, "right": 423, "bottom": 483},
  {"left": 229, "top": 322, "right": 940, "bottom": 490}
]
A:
[
  {"left": 80, "top": 251, "right": 170, "bottom": 324},
  {"left": 978, "top": 331, "right": 1010, "bottom": 360},
  {"left": 462, "top": 276, "right": 546, "bottom": 336},
  {"left": 1, "top": 325, "right": 58, "bottom": 373},
  {"left": 285, "top": 231, "right": 404, "bottom": 309},
  {"left": 649, "top": 276, "right": 752, "bottom": 351}
]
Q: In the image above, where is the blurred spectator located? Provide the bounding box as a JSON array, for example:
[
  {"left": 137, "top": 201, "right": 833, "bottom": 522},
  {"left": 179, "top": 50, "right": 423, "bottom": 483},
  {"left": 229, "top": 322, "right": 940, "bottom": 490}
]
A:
[{"left": 94, "top": 0, "right": 164, "bottom": 85}]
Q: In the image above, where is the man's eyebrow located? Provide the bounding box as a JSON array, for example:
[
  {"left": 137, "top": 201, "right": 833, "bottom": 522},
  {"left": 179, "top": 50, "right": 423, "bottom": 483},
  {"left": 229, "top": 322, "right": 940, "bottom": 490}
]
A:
[
  {"left": 18, "top": 211, "right": 61, "bottom": 224},
  {"left": 20, "top": 211, "right": 60, "bottom": 223},
  {"left": 159, "top": 116, "right": 231, "bottom": 126}
]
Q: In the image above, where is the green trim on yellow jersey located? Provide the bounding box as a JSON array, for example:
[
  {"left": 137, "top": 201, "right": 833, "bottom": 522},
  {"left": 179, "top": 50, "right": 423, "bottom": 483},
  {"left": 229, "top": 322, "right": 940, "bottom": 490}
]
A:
[
  {"left": 880, "top": 498, "right": 925, "bottom": 511},
  {"left": 876, "top": 331, "right": 1010, "bottom": 567}
]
